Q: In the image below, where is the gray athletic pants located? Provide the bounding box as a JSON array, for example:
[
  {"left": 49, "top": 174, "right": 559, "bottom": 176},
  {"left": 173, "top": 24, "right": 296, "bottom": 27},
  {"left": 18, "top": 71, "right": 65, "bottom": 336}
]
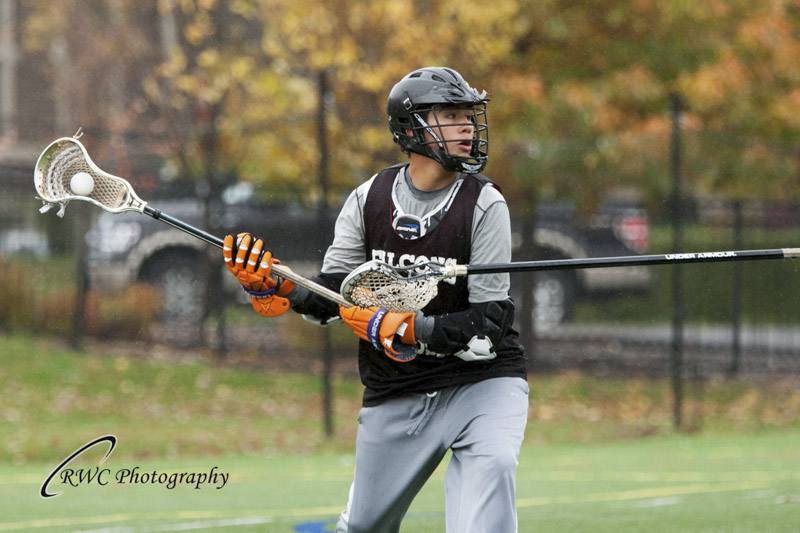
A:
[{"left": 335, "top": 377, "right": 529, "bottom": 533}]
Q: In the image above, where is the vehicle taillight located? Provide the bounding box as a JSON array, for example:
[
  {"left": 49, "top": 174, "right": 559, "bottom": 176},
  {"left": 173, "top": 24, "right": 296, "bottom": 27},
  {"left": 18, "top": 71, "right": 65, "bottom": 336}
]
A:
[{"left": 616, "top": 215, "right": 649, "bottom": 253}]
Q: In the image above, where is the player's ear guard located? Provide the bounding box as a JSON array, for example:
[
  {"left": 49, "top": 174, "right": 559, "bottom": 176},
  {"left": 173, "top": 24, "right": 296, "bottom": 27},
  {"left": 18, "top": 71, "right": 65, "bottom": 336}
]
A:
[{"left": 339, "top": 306, "right": 418, "bottom": 362}]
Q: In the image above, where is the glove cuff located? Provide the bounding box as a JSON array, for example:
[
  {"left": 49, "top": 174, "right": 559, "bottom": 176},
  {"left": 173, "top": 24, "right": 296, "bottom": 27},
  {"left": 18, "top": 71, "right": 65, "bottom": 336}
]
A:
[
  {"left": 250, "top": 294, "right": 291, "bottom": 317},
  {"left": 242, "top": 285, "right": 277, "bottom": 298},
  {"left": 366, "top": 308, "right": 389, "bottom": 352}
]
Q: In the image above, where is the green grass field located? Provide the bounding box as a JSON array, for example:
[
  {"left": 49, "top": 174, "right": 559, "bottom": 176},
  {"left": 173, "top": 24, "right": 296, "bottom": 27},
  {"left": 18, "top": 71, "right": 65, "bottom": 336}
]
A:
[
  {"left": 1, "top": 334, "right": 798, "bottom": 532},
  {"left": 1, "top": 431, "right": 798, "bottom": 532}
]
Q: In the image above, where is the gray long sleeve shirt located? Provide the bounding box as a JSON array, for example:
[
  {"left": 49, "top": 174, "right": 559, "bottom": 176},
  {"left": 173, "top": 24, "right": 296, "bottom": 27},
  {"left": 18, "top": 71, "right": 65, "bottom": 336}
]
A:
[{"left": 321, "top": 166, "right": 512, "bottom": 304}]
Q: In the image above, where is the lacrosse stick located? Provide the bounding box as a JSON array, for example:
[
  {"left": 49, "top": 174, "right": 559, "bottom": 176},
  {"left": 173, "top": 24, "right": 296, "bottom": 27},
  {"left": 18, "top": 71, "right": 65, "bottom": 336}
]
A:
[
  {"left": 342, "top": 247, "right": 800, "bottom": 312},
  {"left": 34, "top": 134, "right": 350, "bottom": 307}
]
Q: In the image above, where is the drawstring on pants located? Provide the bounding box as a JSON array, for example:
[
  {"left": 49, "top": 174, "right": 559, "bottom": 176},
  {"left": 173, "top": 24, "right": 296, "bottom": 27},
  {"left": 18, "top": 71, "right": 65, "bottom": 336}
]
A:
[{"left": 407, "top": 391, "right": 440, "bottom": 436}]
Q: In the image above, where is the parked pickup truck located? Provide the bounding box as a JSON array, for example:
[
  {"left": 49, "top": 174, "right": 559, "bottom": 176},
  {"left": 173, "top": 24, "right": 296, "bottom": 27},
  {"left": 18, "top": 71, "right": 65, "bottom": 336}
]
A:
[
  {"left": 510, "top": 201, "right": 650, "bottom": 328},
  {"left": 86, "top": 182, "right": 650, "bottom": 326}
]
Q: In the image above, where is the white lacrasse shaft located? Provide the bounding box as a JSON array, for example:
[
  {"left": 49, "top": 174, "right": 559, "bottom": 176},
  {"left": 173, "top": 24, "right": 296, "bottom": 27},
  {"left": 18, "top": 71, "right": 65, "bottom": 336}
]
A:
[{"left": 271, "top": 263, "right": 351, "bottom": 307}]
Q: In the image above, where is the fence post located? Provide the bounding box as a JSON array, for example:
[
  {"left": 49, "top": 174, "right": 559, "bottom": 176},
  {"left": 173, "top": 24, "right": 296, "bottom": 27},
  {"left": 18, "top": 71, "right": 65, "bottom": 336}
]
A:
[
  {"left": 518, "top": 192, "right": 537, "bottom": 366},
  {"left": 669, "top": 93, "right": 684, "bottom": 430},
  {"left": 730, "top": 200, "right": 743, "bottom": 376},
  {"left": 70, "top": 205, "right": 91, "bottom": 351},
  {"left": 317, "top": 69, "right": 334, "bottom": 438}
]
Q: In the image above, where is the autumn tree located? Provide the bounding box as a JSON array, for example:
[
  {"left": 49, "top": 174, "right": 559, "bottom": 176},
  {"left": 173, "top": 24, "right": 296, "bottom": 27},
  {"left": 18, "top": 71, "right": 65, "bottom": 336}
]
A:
[
  {"left": 495, "top": 0, "right": 800, "bottom": 211},
  {"left": 22, "top": 0, "right": 800, "bottom": 211}
]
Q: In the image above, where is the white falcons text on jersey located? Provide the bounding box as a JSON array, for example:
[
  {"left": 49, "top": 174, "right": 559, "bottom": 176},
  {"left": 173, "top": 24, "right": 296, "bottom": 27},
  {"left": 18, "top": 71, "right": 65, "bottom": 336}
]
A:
[{"left": 371, "top": 250, "right": 458, "bottom": 285}]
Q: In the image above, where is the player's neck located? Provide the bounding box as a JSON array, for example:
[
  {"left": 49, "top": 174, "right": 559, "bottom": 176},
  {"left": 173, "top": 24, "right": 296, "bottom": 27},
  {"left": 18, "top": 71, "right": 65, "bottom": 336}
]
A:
[{"left": 407, "top": 154, "right": 458, "bottom": 191}]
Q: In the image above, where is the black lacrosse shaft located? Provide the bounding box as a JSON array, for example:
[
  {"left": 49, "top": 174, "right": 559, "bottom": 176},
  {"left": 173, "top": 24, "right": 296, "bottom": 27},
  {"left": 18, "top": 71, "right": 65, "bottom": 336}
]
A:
[
  {"left": 141, "top": 204, "right": 798, "bottom": 278},
  {"left": 143, "top": 206, "right": 224, "bottom": 248},
  {"left": 465, "top": 248, "right": 798, "bottom": 275},
  {"left": 142, "top": 205, "right": 350, "bottom": 306}
]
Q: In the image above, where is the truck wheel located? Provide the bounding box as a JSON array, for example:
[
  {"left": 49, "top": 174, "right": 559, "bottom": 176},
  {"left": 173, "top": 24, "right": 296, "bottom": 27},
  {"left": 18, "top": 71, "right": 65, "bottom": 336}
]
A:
[
  {"left": 141, "top": 251, "right": 207, "bottom": 324},
  {"left": 532, "top": 270, "right": 576, "bottom": 329}
]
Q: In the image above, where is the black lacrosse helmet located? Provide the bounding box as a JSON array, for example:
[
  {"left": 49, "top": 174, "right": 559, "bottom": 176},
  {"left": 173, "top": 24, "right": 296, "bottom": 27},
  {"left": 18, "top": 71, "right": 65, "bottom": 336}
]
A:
[{"left": 387, "top": 67, "right": 490, "bottom": 174}]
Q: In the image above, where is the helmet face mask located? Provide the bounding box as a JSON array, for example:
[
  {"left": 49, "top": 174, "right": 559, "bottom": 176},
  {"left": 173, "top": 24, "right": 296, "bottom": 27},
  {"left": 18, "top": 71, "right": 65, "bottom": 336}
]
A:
[
  {"left": 409, "top": 104, "right": 489, "bottom": 174},
  {"left": 388, "top": 67, "right": 490, "bottom": 174}
]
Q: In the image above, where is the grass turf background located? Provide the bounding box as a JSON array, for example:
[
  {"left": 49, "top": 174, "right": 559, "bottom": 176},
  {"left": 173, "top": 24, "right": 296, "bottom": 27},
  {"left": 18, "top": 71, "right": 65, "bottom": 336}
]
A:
[{"left": 0, "top": 333, "right": 798, "bottom": 531}]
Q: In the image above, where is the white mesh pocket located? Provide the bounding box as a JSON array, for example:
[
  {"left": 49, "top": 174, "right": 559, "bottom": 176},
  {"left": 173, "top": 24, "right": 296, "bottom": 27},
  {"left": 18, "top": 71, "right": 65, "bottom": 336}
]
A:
[
  {"left": 41, "top": 143, "right": 128, "bottom": 209},
  {"left": 344, "top": 268, "right": 439, "bottom": 312}
]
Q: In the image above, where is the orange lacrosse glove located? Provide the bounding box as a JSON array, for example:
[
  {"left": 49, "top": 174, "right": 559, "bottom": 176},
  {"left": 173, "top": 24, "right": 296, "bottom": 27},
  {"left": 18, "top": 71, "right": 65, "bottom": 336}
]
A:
[
  {"left": 339, "top": 305, "right": 417, "bottom": 362},
  {"left": 223, "top": 233, "right": 295, "bottom": 317}
]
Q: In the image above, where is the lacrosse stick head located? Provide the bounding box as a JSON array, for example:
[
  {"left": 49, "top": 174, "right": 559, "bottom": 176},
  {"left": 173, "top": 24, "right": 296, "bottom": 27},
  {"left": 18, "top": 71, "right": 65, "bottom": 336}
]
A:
[
  {"left": 341, "top": 260, "right": 452, "bottom": 313},
  {"left": 34, "top": 136, "right": 146, "bottom": 217}
]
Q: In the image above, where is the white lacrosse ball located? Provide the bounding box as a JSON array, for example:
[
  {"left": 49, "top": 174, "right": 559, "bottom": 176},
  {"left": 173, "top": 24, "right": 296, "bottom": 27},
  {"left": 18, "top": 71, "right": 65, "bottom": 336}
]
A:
[{"left": 70, "top": 172, "right": 95, "bottom": 196}]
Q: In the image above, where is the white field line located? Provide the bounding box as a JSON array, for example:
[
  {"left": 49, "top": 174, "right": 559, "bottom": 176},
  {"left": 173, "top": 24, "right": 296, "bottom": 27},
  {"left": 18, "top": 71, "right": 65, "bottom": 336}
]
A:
[
  {"left": 71, "top": 516, "right": 275, "bottom": 533},
  {"left": 515, "top": 480, "right": 770, "bottom": 507}
]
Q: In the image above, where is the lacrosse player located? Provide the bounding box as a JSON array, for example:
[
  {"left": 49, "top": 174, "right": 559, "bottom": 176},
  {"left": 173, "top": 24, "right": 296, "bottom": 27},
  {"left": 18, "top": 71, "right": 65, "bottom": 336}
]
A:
[{"left": 223, "top": 67, "right": 528, "bottom": 533}]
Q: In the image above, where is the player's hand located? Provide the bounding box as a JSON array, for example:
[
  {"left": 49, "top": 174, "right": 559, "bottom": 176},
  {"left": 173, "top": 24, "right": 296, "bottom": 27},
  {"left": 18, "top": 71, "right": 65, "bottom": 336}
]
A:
[
  {"left": 339, "top": 306, "right": 417, "bottom": 362},
  {"left": 223, "top": 233, "right": 273, "bottom": 291},
  {"left": 223, "top": 233, "right": 295, "bottom": 317}
]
